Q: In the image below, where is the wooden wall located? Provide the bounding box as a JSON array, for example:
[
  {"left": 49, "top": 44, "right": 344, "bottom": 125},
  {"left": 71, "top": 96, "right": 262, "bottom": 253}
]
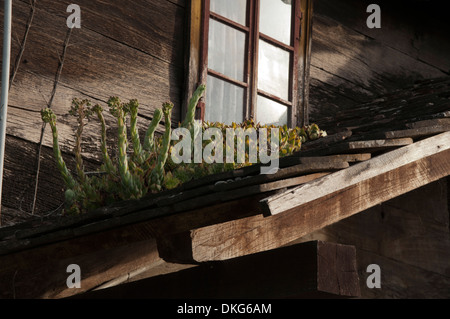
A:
[
  {"left": 309, "top": 0, "right": 450, "bottom": 124},
  {"left": 2, "top": 0, "right": 449, "bottom": 223},
  {"left": 1, "top": 0, "right": 187, "bottom": 221},
  {"left": 298, "top": 178, "right": 450, "bottom": 298},
  {"left": 299, "top": 2, "right": 450, "bottom": 297}
]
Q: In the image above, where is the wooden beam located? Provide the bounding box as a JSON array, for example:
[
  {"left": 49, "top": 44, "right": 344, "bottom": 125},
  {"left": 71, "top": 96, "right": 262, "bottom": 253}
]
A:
[
  {"left": 0, "top": 189, "right": 278, "bottom": 257},
  {"left": 406, "top": 118, "right": 450, "bottom": 129},
  {"left": 299, "top": 129, "right": 353, "bottom": 152},
  {"left": 76, "top": 241, "right": 360, "bottom": 299},
  {"left": 212, "top": 172, "right": 330, "bottom": 193},
  {"left": 300, "top": 137, "right": 413, "bottom": 156},
  {"left": 170, "top": 132, "right": 450, "bottom": 261},
  {"left": 262, "top": 132, "right": 449, "bottom": 216},
  {"left": 357, "top": 122, "right": 450, "bottom": 140},
  {"left": 0, "top": 222, "right": 163, "bottom": 299},
  {"left": 383, "top": 125, "right": 450, "bottom": 139}
]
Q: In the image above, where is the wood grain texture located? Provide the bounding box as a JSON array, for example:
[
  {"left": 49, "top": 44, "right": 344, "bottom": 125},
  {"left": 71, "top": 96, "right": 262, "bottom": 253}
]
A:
[
  {"left": 184, "top": 137, "right": 450, "bottom": 262},
  {"left": 314, "top": 77, "right": 450, "bottom": 136},
  {"left": 299, "top": 181, "right": 450, "bottom": 298},
  {"left": 8, "top": 3, "right": 184, "bottom": 119},
  {"left": 77, "top": 241, "right": 360, "bottom": 299},
  {"left": 6, "top": 0, "right": 185, "bottom": 148},
  {"left": 1, "top": 0, "right": 187, "bottom": 216},
  {"left": 24, "top": 0, "right": 186, "bottom": 66},
  {"left": 263, "top": 133, "right": 448, "bottom": 215},
  {"left": 0, "top": 222, "right": 161, "bottom": 299},
  {"left": 313, "top": 0, "right": 450, "bottom": 73},
  {"left": 308, "top": 0, "right": 449, "bottom": 122},
  {"left": 302, "top": 179, "right": 450, "bottom": 278}
]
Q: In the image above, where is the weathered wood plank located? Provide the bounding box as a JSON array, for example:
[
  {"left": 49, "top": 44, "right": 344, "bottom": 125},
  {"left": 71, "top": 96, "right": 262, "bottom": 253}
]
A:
[
  {"left": 182, "top": 135, "right": 450, "bottom": 261},
  {"left": 0, "top": 187, "right": 279, "bottom": 256},
  {"left": 300, "top": 129, "right": 353, "bottom": 151},
  {"left": 212, "top": 171, "right": 331, "bottom": 193},
  {"left": 383, "top": 125, "right": 450, "bottom": 139},
  {"left": 311, "top": 12, "right": 445, "bottom": 88},
  {"left": 311, "top": 153, "right": 372, "bottom": 163},
  {"left": 303, "top": 217, "right": 450, "bottom": 299},
  {"left": 3, "top": 0, "right": 185, "bottom": 217},
  {"left": 263, "top": 133, "right": 447, "bottom": 216},
  {"left": 7, "top": 99, "right": 165, "bottom": 163},
  {"left": 148, "top": 192, "right": 273, "bottom": 238},
  {"left": 217, "top": 174, "right": 330, "bottom": 202},
  {"left": 297, "top": 0, "right": 314, "bottom": 126},
  {"left": 1, "top": 132, "right": 107, "bottom": 217},
  {"left": 182, "top": 0, "right": 202, "bottom": 120},
  {"left": 0, "top": 222, "right": 162, "bottom": 299},
  {"left": 300, "top": 138, "right": 413, "bottom": 157},
  {"left": 3, "top": 136, "right": 67, "bottom": 214},
  {"left": 308, "top": 73, "right": 366, "bottom": 119},
  {"left": 152, "top": 159, "right": 349, "bottom": 211},
  {"left": 156, "top": 172, "right": 332, "bottom": 213},
  {"left": 80, "top": 241, "right": 360, "bottom": 299},
  {"left": 314, "top": 0, "right": 450, "bottom": 73},
  {"left": 7, "top": 1, "right": 183, "bottom": 138},
  {"left": 359, "top": 250, "right": 450, "bottom": 299},
  {"left": 309, "top": 2, "right": 448, "bottom": 121},
  {"left": 24, "top": 0, "right": 186, "bottom": 66},
  {"left": 299, "top": 179, "right": 450, "bottom": 278},
  {"left": 406, "top": 118, "right": 450, "bottom": 129}
]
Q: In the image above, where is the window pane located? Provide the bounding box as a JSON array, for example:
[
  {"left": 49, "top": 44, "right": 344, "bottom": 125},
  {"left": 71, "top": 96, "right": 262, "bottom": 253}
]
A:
[
  {"left": 257, "top": 95, "right": 288, "bottom": 126},
  {"left": 210, "top": 0, "right": 247, "bottom": 26},
  {"left": 206, "top": 75, "right": 244, "bottom": 125},
  {"left": 208, "top": 19, "right": 246, "bottom": 82},
  {"left": 258, "top": 40, "right": 290, "bottom": 101},
  {"left": 259, "top": 0, "right": 292, "bottom": 45}
]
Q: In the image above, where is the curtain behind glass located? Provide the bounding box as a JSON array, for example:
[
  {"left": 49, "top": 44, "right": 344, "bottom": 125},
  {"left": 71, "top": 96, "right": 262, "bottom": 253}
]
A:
[{"left": 206, "top": 14, "right": 246, "bottom": 124}]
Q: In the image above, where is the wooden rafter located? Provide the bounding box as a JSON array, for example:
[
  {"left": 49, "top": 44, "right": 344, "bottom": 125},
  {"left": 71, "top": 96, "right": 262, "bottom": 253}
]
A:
[
  {"left": 1, "top": 123, "right": 449, "bottom": 298},
  {"left": 160, "top": 132, "right": 450, "bottom": 262},
  {"left": 76, "top": 241, "right": 360, "bottom": 299},
  {"left": 262, "top": 132, "right": 450, "bottom": 216}
]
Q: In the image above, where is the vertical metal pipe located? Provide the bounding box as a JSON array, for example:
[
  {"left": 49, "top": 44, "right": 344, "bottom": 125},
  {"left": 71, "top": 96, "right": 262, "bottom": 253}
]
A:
[{"left": 0, "top": 0, "right": 13, "bottom": 222}]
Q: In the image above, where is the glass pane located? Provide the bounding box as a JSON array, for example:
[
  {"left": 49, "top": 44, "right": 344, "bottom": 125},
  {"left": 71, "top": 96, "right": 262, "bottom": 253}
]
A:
[
  {"left": 258, "top": 40, "right": 290, "bottom": 101},
  {"left": 208, "top": 19, "right": 246, "bottom": 82},
  {"left": 257, "top": 95, "right": 288, "bottom": 126},
  {"left": 206, "top": 75, "right": 245, "bottom": 125},
  {"left": 259, "top": 0, "right": 292, "bottom": 45},
  {"left": 210, "top": 0, "right": 247, "bottom": 26}
]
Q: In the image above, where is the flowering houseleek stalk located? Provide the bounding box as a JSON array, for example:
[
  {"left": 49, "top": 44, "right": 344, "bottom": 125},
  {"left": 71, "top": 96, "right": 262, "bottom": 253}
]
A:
[
  {"left": 41, "top": 108, "right": 80, "bottom": 212},
  {"left": 108, "top": 97, "right": 143, "bottom": 198},
  {"left": 69, "top": 99, "right": 93, "bottom": 187},
  {"left": 41, "top": 108, "right": 77, "bottom": 190},
  {"left": 149, "top": 102, "right": 173, "bottom": 192},
  {"left": 182, "top": 84, "right": 206, "bottom": 130},
  {"left": 92, "top": 104, "right": 116, "bottom": 176},
  {"left": 143, "top": 108, "right": 162, "bottom": 154},
  {"left": 42, "top": 84, "right": 327, "bottom": 214},
  {"left": 128, "top": 99, "right": 145, "bottom": 165}
]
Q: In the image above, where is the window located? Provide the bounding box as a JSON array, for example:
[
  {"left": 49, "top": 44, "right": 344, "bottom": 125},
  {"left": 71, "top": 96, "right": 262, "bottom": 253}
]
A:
[{"left": 184, "top": 0, "right": 314, "bottom": 127}]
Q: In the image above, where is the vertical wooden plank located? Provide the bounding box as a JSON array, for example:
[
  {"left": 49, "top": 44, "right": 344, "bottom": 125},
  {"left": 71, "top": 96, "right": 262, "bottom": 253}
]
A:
[
  {"left": 245, "top": 0, "right": 255, "bottom": 120},
  {"left": 182, "top": 0, "right": 203, "bottom": 121},
  {"left": 196, "top": 0, "right": 211, "bottom": 120},
  {"left": 290, "top": 0, "right": 302, "bottom": 128},
  {"left": 317, "top": 241, "right": 360, "bottom": 296},
  {"left": 199, "top": 0, "right": 210, "bottom": 86},
  {"left": 297, "top": 0, "right": 314, "bottom": 126},
  {"left": 249, "top": 0, "right": 261, "bottom": 121}
]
